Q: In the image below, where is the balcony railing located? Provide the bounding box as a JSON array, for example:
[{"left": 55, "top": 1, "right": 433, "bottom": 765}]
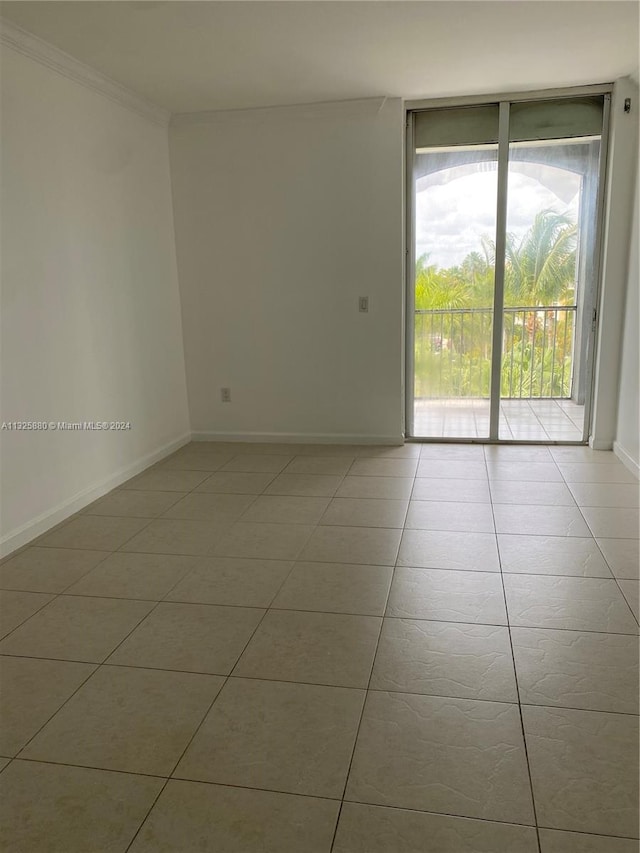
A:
[{"left": 414, "top": 305, "right": 577, "bottom": 400}]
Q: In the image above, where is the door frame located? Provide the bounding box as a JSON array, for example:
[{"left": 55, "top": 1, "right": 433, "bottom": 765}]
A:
[{"left": 404, "top": 83, "right": 613, "bottom": 444}]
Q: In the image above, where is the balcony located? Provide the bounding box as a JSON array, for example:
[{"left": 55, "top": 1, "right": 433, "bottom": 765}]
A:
[{"left": 414, "top": 305, "right": 584, "bottom": 440}]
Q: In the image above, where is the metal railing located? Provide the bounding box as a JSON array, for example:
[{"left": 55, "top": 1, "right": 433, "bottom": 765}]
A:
[{"left": 414, "top": 305, "right": 577, "bottom": 399}]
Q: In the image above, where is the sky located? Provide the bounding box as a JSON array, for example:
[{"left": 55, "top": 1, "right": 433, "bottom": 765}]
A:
[{"left": 415, "top": 161, "right": 581, "bottom": 269}]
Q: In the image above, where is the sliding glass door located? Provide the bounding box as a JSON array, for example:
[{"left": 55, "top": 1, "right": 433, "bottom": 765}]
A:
[{"left": 406, "top": 91, "right": 609, "bottom": 443}]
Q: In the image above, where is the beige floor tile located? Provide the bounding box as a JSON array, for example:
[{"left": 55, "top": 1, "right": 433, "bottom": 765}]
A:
[
  {"left": 10, "top": 440, "right": 640, "bottom": 848},
  {"left": 549, "top": 447, "right": 620, "bottom": 465},
  {"left": 493, "top": 505, "right": 591, "bottom": 537},
  {"left": 498, "top": 535, "right": 611, "bottom": 577},
  {"left": 122, "top": 468, "right": 211, "bottom": 491},
  {"left": 65, "top": 552, "right": 199, "bottom": 600},
  {"left": 568, "top": 482, "right": 640, "bottom": 508},
  {"left": 333, "top": 802, "right": 539, "bottom": 853},
  {"left": 174, "top": 677, "right": 364, "bottom": 798},
  {"left": 345, "top": 691, "right": 534, "bottom": 824},
  {"left": 37, "top": 516, "right": 150, "bottom": 551},
  {"left": 356, "top": 444, "right": 421, "bottom": 458},
  {"left": 196, "top": 442, "right": 301, "bottom": 456},
  {"left": 397, "top": 529, "right": 500, "bottom": 571},
  {"left": 283, "top": 456, "right": 354, "bottom": 476},
  {"left": 580, "top": 506, "right": 640, "bottom": 539},
  {"left": 166, "top": 556, "right": 292, "bottom": 607},
  {"left": 619, "top": 579, "right": 639, "bottom": 620},
  {"left": 523, "top": 705, "right": 639, "bottom": 837},
  {"left": 487, "top": 461, "right": 563, "bottom": 482},
  {"left": 0, "top": 547, "right": 109, "bottom": 593},
  {"left": 299, "top": 526, "right": 401, "bottom": 566},
  {"left": 129, "top": 780, "right": 339, "bottom": 853},
  {"left": 405, "top": 501, "right": 494, "bottom": 533},
  {"left": 0, "top": 760, "right": 163, "bottom": 853},
  {"left": 503, "top": 575, "right": 639, "bottom": 634},
  {"left": 121, "top": 518, "right": 231, "bottom": 556},
  {"left": 336, "top": 475, "right": 415, "bottom": 499},
  {"left": 161, "top": 492, "right": 256, "bottom": 522},
  {"left": 274, "top": 444, "right": 356, "bottom": 456},
  {"left": 538, "top": 829, "right": 640, "bottom": 853},
  {"left": 21, "top": 665, "right": 224, "bottom": 776},
  {"left": 271, "top": 561, "right": 392, "bottom": 616},
  {"left": 0, "top": 590, "right": 54, "bottom": 638},
  {"left": 596, "top": 537, "right": 639, "bottom": 580},
  {"left": 371, "top": 619, "right": 517, "bottom": 701},
  {"left": 264, "top": 473, "right": 343, "bottom": 497},
  {"left": 234, "top": 609, "right": 381, "bottom": 687},
  {"left": 320, "top": 498, "right": 408, "bottom": 529},
  {"left": 84, "top": 489, "right": 185, "bottom": 518},
  {"left": 160, "top": 450, "right": 234, "bottom": 471},
  {"left": 485, "top": 445, "right": 553, "bottom": 463},
  {"left": 387, "top": 568, "right": 507, "bottom": 625},
  {"left": 221, "top": 454, "right": 291, "bottom": 473},
  {"left": 558, "top": 463, "right": 638, "bottom": 484},
  {"left": 211, "top": 522, "right": 314, "bottom": 560},
  {"left": 108, "top": 602, "right": 264, "bottom": 674},
  {"left": 416, "top": 460, "right": 488, "bottom": 479},
  {"left": 421, "top": 444, "right": 487, "bottom": 460},
  {"left": 350, "top": 458, "right": 418, "bottom": 478},
  {"left": 240, "top": 495, "right": 330, "bottom": 525},
  {"left": 195, "top": 471, "right": 277, "bottom": 494},
  {"left": 0, "top": 595, "right": 154, "bottom": 662},
  {"left": 411, "top": 477, "right": 491, "bottom": 503},
  {"left": 0, "top": 758, "right": 9, "bottom": 771},
  {"left": 0, "top": 656, "right": 95, "bottom": 755},
  {"left": 512, "top": 627, "right": 639, "bottom": 714},
  {"left": 490, "top": 481, "right": 576, "bottom": 506}
]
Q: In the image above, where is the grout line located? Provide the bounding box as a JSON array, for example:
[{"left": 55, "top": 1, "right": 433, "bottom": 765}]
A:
[
  {"left": 555, "top": 465, "right": 640, "bottom": 628},
  {"left": 123, "top": 577, "right": 280, "bottom": 852},
  {"left": 485, "top": 448, "right": 543, "bottom": 853},
  {"left": 7, "top": 756, "right": 640, "bottom": 842},
  {"left": 6, "top": 755, "right": 169, "bottom": 781},
  {"left": 1, "top": 590, "right": 637, "bottom": 635},
  {"left": 0, "top": 593, "right": 58, "bottom": 642},
  {"left": 12, "top": 661, "right": 101, "bottom": 760},
  {"left": 328, "top": 468, "right": 415, "bottom": 852},
  {"left": 8, "top": 641, "right": 634, "bottom": 721}
]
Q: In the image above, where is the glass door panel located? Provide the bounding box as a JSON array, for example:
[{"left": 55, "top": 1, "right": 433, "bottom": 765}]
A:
[
  {"left": 498, "top": 107, "right": 604, "bottom": 441},
  {"left": 408, "top": 93, "right": 607, "bottom": 444},
  {"left": 411, "top": 106, "right": 499, "bottom": 439}
]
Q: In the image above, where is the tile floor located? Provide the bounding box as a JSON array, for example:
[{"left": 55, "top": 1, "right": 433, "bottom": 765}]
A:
[
  {"left": 414, "top": 398, "right": 585, "bottom": 441},
  {"left": 0, "top": 441, "right": 638, "bottom": 852}
]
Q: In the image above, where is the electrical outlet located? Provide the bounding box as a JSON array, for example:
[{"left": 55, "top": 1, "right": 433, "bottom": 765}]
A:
[
  {"left": 359, "top": 296, "right": 369, "bottom": 313},
  {"left": 221, "top": 387, "right": 231, "bottom": 402}
]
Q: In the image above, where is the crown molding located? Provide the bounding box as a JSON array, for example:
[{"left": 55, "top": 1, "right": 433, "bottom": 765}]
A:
[
  {"left": 0, "top": 18, "right": 170, "bottom": 127},
  {"left": 171, "top": 96, "right": 389, "bottom": 128}
]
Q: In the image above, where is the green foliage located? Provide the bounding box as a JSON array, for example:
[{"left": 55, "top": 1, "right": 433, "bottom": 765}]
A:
[{"left": 415, "top": 210, "right": 577, "bottom": 400}]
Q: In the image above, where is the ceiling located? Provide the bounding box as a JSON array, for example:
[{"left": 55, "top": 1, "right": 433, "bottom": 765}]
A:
[{"left": 1, "top": 1, "right": 638, "bottom": 114}]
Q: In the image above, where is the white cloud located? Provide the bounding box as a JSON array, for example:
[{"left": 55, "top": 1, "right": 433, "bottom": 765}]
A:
[{"left": 416, "top": 164, "right": 580, "bottom": 269}]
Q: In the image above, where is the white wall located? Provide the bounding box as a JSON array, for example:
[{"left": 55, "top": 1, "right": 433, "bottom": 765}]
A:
[
  {"left": 169, "top": 98, "right": 404, "bottom": 442},
  {"left": 0, "top": 45, "right": 190, "bottom": 554},
  {"left": 614, "top": 165, "right": 639, "bottom": 474},
  {"left": 591, "top": 76, "right": 639, "bottom": 451}
]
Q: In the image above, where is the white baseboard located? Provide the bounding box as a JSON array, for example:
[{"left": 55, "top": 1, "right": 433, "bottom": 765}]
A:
[
  {"left": 190, "top": 431, "right": 404, "bottom": 446},
  {"left": 613, "top": 440, "right": 640, "bottom": 478},
  {"left": 0, "top": 432, "right": 191, "bottom": 559}
]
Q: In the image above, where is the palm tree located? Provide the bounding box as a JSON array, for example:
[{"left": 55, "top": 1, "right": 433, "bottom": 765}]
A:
[
  {"left": 414, "top": 254, "right": 468, "bottom": 309},
  {"left": 500, "top": 210, "right": 577, "bottom": 396},
  {"left": 503, "top": 210, "right": 577, "bottom": 307},
  {"left": 414, "top": 209, "right": 578, "bottom": 399}
]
